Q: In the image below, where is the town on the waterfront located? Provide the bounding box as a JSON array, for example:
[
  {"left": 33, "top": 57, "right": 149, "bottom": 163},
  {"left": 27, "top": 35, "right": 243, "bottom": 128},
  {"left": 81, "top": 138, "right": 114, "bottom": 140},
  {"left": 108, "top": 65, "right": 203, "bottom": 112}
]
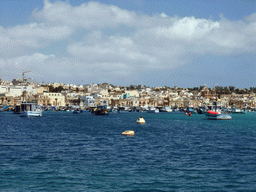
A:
[{"left": 0, "top": 73, "right": 256, "bottom": 113}]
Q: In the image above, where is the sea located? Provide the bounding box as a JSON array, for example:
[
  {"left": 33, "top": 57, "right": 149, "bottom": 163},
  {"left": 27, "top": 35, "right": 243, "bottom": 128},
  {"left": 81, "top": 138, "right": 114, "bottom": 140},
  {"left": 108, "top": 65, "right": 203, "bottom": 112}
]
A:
[{"left": 1, "top": 111, "right": 256, "bottom": 191}]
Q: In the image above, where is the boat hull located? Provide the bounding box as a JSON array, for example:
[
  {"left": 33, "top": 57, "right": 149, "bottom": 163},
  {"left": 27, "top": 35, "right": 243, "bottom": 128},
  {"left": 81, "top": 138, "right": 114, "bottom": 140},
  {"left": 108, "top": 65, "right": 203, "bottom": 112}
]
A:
[
  {"left": 147, "top": 108, "right": 159, "bottom": 113},
  {"left": 93, "top": 110, "right": 109, "bottom": 115},
  {"left": 20, "top": 111, "right": 42, "bottom": 117},
  {"left": 206, "top": 113, "right": 231, "bottom": 120}
]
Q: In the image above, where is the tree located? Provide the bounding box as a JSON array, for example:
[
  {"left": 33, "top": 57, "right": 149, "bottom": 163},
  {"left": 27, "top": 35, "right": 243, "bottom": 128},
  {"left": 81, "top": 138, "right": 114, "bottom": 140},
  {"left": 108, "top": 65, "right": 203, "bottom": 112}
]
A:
[
  {"left": 229, "top": 86, "right": 235, "bottom": 92},
  {"left": 224, "top": 86, "right": 229, "bottom": 94},
  {"left": 129, "top": 85, "right": 135, "bottom": 90},
  {"left": 199, "top": 86, "right": 205, "bottom": 90},
  {"left": 55, "top": 86, "right": 64, "bottom": 93},
  {"left": 234, "top": 89, "right": 239, "bottom": 94},
  {"left": 48, "top": 85, "right": 54, "bottom": 92}
]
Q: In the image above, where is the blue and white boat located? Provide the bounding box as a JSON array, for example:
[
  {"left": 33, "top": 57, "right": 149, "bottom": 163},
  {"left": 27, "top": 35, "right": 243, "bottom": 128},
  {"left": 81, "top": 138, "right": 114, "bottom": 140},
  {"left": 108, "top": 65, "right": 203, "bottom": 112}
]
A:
[
  {"left": 147, "top": 107, "right": 159, "bottom": 113},
  {"left": 159, "top": 106, "right": 172, "bottom": 112},
  {"left": 20, "top": 102, "right": 42, "bottom": 117},
  {"left": 231, "top": 108, "right": 245, "bottom": 114}
]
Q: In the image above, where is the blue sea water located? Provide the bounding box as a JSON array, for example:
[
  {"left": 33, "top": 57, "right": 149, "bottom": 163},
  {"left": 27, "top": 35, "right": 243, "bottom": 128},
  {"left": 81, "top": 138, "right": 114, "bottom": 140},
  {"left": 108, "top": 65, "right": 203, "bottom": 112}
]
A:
[{"left": 1, "top": 111, "right": 256, "bottom": 191}]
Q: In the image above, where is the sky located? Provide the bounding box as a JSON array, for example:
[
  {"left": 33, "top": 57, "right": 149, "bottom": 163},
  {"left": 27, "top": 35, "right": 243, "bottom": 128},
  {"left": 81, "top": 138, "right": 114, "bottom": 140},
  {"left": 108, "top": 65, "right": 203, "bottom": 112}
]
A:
[{"left": 0, "top": 0, "right": 255, "bottom": 88}]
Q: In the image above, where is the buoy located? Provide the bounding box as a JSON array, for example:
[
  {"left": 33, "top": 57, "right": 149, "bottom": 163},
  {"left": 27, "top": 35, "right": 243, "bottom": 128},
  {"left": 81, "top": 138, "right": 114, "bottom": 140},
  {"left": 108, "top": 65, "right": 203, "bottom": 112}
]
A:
[
  {"left": 137, "top": 116, "right": 145, "bottom": 124},
  {"left": 189, "top": 112, "right": 192, "bottom": 116},
  {"left": 122, "top": 130, "right": 135, "bottom": 136},
  {"left": 185, "top": 112, "right": 188, "bottom": 115}
]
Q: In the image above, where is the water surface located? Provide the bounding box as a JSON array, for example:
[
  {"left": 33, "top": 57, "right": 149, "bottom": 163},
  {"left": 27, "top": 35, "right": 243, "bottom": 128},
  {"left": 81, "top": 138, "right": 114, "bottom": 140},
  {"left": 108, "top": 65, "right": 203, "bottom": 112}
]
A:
[{"left": 1, "top": 111, "right": 256, "bottom": 191}]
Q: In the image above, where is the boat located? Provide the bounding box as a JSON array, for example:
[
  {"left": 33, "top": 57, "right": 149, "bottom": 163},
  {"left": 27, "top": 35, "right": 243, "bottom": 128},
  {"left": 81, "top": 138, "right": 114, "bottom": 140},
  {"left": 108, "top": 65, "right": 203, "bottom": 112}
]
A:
[
  {"left": 231, "top": 108, "right": 245, "bottom": 114},
  {"left": 205, "top": 103, "right": 231, "bottom": 120},
  {"left": 188, "top": 107, "right": 197, "bottom": 114},
  {"left": 92, "top": 105, "right": 109, "bottom": 115},
  {"left": 73, "top": 109, "right": 80, "bottom": 114},
  {"left": 20, "top": 102, "right": 42, "bottom": 117},
  {"left": 159, "top": 106, "right": 172, "bottom": 112},
  {"left": 206, "top": 111, "right": 232, "bottom": 120},
  {"left": 117, "top": 107, "right": 130, "bottom": 113},
  {"left": 147, "top": 107, "right": 159, "bottom": 113},
  {"left": 197, "top": 107, "right": 205, "bottom": 114},
  {"left": 13, "top": 105, "right": 21, "bottom": 114},
  {"left": 137, "top": 116, "right": 145, "bottom": 124}
]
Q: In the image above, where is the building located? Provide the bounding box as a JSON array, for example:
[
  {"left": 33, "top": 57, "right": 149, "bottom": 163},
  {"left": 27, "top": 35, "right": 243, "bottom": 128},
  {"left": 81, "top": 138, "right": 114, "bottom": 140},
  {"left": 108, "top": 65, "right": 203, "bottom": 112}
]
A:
[{"left": 43, "top": 93, "right": 66, "bottom": 106}]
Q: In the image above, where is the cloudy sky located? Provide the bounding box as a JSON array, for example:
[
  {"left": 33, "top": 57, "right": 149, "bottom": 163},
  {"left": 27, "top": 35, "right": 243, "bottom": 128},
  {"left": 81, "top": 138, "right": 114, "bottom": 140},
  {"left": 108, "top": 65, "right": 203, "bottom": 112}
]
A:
[{"left": 0, "top": 0, "right": 255, "bottom": 88}]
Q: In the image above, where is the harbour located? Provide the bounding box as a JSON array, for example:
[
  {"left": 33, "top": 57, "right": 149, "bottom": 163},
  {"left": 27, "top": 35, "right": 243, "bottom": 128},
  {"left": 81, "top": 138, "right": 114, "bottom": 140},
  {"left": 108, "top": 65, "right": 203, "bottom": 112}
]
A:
[
  {"left": 1, "top": 0, "right": 256, "bottom": 191},
  {"left": 1, "top": 111, "right": 256, "bottom": 191}
]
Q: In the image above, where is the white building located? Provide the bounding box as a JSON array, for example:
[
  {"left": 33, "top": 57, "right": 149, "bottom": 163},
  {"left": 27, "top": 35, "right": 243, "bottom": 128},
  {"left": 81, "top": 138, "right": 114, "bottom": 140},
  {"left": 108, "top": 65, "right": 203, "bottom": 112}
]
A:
[
  {"left": 43, "top": 92, "right": 66, "bottom": 106},
  {"left": 80, "top": 96, "right": 95, "bottom": 108}
]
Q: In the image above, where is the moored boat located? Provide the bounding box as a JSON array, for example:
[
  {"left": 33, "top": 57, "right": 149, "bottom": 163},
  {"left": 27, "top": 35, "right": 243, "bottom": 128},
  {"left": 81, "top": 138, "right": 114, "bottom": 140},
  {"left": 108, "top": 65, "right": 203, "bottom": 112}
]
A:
[
  {"left": 147, "top": 107, "right": 159, "bottom": 113},
  {"left": 13, "top": 105, "right": 21, "bottom": 114},
  {"left": 20, "top": 102, "right": 42, "bottom": 117},
  {"left": 92, "top": 105, "right": 109, "bottom": 115},
  {"left": 159, "top": 106, "right": 172, "bottom": 112},
  {"left": 231, "top": 108, "right": 245, "bottom": 114}
]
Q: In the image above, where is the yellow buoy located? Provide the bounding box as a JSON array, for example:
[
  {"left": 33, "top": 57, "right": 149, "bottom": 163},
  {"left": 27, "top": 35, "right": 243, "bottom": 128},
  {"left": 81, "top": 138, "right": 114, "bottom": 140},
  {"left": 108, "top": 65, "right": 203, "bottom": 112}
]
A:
[
  {"left": 137, "top": 116, "right": 145, "bottom": 124},
  {"left": 122, "top": 130, "right": 135, "bottom": 136}
]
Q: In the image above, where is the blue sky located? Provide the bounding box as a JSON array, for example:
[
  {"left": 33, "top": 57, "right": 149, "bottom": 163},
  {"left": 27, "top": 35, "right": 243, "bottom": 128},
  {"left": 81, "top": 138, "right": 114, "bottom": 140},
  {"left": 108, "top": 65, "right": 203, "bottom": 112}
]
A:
[{"left": 0, "top": 0, "right": 255, "bottom": 88}]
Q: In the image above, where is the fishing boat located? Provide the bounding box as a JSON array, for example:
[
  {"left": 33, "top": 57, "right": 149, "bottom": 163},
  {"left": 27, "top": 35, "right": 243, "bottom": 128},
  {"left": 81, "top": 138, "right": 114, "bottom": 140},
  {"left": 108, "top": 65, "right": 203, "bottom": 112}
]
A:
[
  {"left": 197, "top": 107, "right": 206, "bottom": 114},
  {"left": 117, "top": 106, "right": 130, "bottom": 113},
  {"left": 231, "top": 108, "right": 245, "bottom": 114},
  {"left": 92, "top": 105, "right": 109, "bottom": 115},
  {"left": 205, "top": 103, "right": 231, "bottom": 120},
  {"left": 13, "top": 105, "right": 21, "bottom": 114},
  {"left": 73, "top": 109, "right": 80, "bottom": 114},
  {"left": 159, "top": 106, "right": 172, "bottom": 112},
  {"left": 20, "top": 102, "right": 42, "bottom": 117},
  {"left": 147, "top": 107, "right": 159, "bottom": 113}
]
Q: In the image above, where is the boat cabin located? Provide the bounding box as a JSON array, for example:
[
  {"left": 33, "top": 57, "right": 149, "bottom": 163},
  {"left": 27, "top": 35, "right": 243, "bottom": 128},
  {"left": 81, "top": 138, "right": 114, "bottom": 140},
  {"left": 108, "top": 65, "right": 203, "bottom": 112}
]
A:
[{"left": 21, "top": 102, "right": 38, "bottom": 112}]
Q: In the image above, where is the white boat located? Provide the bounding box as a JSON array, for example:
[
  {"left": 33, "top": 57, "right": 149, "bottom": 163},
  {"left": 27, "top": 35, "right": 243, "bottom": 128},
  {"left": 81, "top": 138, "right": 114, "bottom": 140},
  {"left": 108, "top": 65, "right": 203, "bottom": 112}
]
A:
[
  {"left": 159, "top": 106, "right": 172, "bottom": 112},
  {"left": 205, "top": 104, "right": 231, "bottom": 120},
  {"left": 20, "top": 102, "right": 42, "bottom": 117},
  {"left": 147, "top": 107, "right": 159, "bottom": 113},
  {"left": 118, "top": 107, "right": 130, "bottom": 113},
  {"left": 231, "top": 108, "right": 245, "bottom": 114}
]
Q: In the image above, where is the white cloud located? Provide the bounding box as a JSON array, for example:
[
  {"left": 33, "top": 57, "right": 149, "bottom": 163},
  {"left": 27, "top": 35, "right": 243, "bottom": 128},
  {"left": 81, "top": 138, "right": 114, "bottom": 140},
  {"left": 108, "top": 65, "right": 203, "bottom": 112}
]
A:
[
  {"left": 67, "top": 32, "right": 157, "bottom": 66},
  {"left": 160, "top": 12, "right": 168, "bottom": 18},
  {"left": 36, "top": 0, "right": 137, "bottom": 29},
  {"left": 8, "top": 23, "right": 73, "bottom": 41},
  {"left": 7, "top": 52, "right": 55, "bottom": 66}
]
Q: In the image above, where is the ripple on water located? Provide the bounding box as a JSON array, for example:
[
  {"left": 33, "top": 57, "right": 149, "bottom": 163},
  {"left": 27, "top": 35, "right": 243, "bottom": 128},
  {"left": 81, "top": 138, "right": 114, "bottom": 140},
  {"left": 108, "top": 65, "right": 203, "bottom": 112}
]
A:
[{"left": 1, "top": 112, "right": 256, "bottom": 191}]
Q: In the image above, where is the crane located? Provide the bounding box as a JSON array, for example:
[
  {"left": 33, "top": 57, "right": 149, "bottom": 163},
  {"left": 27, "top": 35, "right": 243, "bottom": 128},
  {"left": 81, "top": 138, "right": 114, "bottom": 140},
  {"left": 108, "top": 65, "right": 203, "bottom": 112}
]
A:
[{"left": 22, "top": 70, "right": 31, "bottom": 81}]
